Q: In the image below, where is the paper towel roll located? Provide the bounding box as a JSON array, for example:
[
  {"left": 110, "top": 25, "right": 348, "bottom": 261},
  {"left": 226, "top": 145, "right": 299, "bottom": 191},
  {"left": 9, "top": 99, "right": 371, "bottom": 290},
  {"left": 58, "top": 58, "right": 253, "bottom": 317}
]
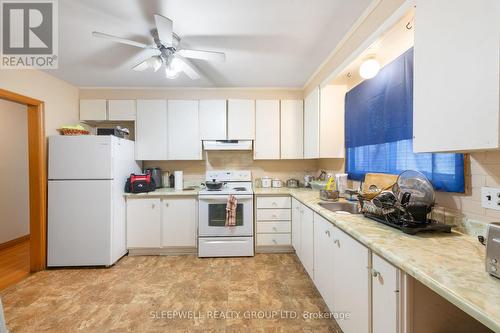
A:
[{"left": 174, "top": 171, "right": 183, "bottom": 190}]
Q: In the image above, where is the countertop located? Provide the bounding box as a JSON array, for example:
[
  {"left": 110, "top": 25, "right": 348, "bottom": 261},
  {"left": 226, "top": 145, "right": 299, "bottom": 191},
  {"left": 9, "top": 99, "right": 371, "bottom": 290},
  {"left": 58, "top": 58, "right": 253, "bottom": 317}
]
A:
[
  {"left": 255, "top": 187, "right": 500, "bottom": 332},
  {"left": 124, "top": 187, "right": 199, "bottom": 197}
]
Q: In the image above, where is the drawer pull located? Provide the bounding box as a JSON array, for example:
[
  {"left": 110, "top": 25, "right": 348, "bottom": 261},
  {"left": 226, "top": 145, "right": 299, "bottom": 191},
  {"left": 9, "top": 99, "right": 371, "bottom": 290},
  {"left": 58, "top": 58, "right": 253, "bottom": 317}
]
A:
[
  {"left": 272, "top": 202, "right": 277, "bottom": 206},
  {"left": 272, "top": 239, "right": 278, "bottom": 244},
  {"left": 272, "top": 214, "right": 277, "bottom": 218},
  {"left": 273, "top": 227, "right": 278, "bottom": 232}
]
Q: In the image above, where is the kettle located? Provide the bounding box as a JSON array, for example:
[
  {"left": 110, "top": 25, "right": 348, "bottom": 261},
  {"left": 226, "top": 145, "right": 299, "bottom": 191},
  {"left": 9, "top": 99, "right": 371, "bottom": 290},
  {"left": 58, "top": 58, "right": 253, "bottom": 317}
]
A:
[{"left": 143, "top": 167, "right": 163, "bottom": 189}]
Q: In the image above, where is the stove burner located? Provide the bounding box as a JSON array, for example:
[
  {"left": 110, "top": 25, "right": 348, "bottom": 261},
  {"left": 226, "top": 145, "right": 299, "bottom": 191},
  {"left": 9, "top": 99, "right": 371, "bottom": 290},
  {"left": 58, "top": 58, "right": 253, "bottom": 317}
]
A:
[{"left": 233, "top": 187, "right": 247, "bottom": 191}]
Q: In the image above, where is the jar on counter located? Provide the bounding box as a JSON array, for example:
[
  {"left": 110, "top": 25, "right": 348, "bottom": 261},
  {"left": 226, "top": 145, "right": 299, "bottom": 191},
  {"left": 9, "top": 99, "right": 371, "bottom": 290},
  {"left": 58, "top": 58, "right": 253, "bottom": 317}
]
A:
[{"left": 261, "top": 176, "right": 272, "bottom": 188}]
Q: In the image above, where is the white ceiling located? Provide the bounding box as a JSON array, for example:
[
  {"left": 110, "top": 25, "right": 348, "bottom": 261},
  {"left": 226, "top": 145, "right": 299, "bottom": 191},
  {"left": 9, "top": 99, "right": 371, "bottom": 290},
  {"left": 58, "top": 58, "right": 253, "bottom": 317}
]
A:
[{"left": 49, "top": 0, "right": 373, "bottom": 87}]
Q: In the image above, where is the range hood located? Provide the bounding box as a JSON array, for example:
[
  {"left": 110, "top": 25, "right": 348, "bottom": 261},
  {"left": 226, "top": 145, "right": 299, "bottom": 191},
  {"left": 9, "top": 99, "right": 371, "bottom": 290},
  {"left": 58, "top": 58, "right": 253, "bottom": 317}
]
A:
[{"left": 203, "top": 140, "right": 253, "bottom": 151}]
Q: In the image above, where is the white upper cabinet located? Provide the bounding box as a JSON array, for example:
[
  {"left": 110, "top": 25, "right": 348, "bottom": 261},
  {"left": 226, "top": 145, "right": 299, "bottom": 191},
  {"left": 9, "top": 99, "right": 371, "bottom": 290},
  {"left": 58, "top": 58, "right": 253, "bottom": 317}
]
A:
[
  {"left": 108, "top": 100, "right": 136, "bottom": 121},
  {"left": 304, "top": 87, "right": 320, "bottom": 159},
  {"left": 80, "top": 99, "right": 107, "bottom": 121},
  {"left": 227, "top": 99, "right": 255, "bottom": 140},
  {"left": 280, "top": 100, "right": 304, "bottom": 159},
  {"left": 135, "top": 100, "right": 168, "bottom": 160},
  {"left": 414, "top": 0, "right": 500, "bottom": 152},
  {"left": 199, "top": 99, "right": 227, "bottom": 140},
  {"left": 320, "top": 85, "right": 346, "bottom": 158},
  {"left": 167, "top": 100, "right": 201, "bottom": 160},
  {"left": 254, "top": 100, "right": 280, "bottom": 160}
]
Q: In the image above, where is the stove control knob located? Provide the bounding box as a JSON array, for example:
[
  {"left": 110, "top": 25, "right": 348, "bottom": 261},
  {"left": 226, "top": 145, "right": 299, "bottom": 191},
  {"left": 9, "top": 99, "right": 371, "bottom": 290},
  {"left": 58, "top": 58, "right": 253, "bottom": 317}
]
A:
[
  {"left": 490, "top": 265, "right": 498, "bottom": 272},
  {"left": 490, "top": 258, "right": 498, "bottom": 265}
]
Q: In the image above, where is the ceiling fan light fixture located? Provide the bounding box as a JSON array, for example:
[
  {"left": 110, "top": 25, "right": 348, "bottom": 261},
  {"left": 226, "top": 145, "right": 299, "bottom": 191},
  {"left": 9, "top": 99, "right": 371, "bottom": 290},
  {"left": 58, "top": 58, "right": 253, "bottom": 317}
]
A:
[{"left": 165, "top": 57, "right": 183, "bottom": 79}]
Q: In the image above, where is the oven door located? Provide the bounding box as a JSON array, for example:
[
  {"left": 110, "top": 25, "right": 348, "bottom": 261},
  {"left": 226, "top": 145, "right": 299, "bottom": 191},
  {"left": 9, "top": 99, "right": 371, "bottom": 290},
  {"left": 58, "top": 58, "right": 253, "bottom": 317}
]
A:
[{"left": 199, "top": 194, "right": 254, "bottom": 237}]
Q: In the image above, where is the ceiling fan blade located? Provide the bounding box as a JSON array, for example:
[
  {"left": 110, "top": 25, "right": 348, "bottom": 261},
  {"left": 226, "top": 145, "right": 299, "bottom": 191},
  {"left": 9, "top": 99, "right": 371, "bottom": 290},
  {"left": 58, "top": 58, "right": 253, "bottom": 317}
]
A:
[
  {"left": 175, "top": 55, "right": 201, "bottom": 80},
  {"left": 92, "top": 31, "right": 154, "bottom": 49},
  {"left": 132, "top": 56, "right": 162, "bottom": 72},
  {"left": 154, "top": 14, "right": 173, "bottom": 47},
  {"left": 177, "top": 49, "right": 226, "bottom": 62}
]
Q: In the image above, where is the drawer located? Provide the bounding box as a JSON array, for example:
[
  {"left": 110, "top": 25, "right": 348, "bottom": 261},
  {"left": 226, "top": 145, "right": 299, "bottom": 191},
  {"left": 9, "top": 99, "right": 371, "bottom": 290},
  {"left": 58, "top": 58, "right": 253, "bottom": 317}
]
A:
[
  {"left": 257, "top": 233, "right": 291, "bottom": 246},
  {"left": 257, "top": 208, "right": 291, "bottom": 221},
  {"left": 257, "top": 221, "right": 291, "bottom": 233},
  {"left": 257, "top": 196, "right": 291, "bottom": 209}
]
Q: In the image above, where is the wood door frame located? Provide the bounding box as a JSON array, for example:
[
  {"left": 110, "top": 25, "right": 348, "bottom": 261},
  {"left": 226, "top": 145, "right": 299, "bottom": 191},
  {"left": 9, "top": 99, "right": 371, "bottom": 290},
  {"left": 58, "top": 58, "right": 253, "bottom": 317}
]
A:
[{"left": 0, "top": 88, "right": 46, "bottom": 272}]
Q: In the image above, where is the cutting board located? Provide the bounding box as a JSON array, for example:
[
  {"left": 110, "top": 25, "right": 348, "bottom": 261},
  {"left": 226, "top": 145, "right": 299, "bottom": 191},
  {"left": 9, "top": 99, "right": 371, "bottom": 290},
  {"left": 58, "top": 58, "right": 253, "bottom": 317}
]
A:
[{"left": 362, "top": 173, "right": 398, "bottom": 192}]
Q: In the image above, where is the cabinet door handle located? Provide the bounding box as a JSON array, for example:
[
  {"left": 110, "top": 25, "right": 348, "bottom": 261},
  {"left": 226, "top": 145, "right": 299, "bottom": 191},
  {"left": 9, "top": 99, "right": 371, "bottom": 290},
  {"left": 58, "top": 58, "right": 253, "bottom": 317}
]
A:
[
  {"left": 151, "top": 204, "right": 155, "bottom": 209},
  {"left": 165, "top": 202, "right": 169, "bottom": 207},
  {"left": 325, "top": 230, "right": 331, "bottom": 237},
  {"left": 371, "top": 269, "right": 380, "bottom": 278},
  {"left": 333, "top": 239, "right": 340, "bottom": 247}
]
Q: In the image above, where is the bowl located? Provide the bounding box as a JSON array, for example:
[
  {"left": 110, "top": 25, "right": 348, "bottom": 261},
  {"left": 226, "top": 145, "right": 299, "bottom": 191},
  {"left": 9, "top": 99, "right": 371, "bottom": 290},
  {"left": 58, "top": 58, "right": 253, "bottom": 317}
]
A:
[{"left": 309, "top": 180, "right": 329, "bottom": 190}]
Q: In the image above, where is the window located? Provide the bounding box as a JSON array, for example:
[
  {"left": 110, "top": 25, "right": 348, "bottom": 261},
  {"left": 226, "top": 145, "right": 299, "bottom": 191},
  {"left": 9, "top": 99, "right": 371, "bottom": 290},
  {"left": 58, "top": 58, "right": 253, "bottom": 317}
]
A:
[{"left": 345, "top": 48, "right": 464, "bottom": 192}]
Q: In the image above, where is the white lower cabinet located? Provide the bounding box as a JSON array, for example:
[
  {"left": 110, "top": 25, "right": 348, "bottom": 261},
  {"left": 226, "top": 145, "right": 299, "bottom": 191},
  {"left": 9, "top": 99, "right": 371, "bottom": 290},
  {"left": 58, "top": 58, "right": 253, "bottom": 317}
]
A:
[
  {"left": 372, "top": 253, "right": 400, "bottom": 333},
  {"left": 313, "top": 214, "right": 335, "bottom": 311},
  {"left": 126, "top": 197, "right": 197, "bottom": 250},
  {"left": 299, "top": 205, "right": 314, "bottom": 278},
  {"left": 291, "top": 199, "right": 314, "bottom": 278},
  {"left": 331, "top": 222, "right": 370, "bottom": 333},
  {"left": 126, "top": 198, "right": 161, "bottom": 248},
  {"left": 291, "top": 198, "right": 301, "bottom": 255},
  {"left": 161, "top": 198, "right": 197, "bottom": 247},
  {"left": 256, "top": 196, "right": 292, "bottom": 251}
]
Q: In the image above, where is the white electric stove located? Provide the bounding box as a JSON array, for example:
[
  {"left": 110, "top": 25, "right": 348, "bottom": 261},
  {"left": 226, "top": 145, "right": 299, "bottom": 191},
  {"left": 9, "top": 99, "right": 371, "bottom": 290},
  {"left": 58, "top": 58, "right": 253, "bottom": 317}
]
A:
[{"left": 198, "top": 170, "right": 254, "bottom": 257}]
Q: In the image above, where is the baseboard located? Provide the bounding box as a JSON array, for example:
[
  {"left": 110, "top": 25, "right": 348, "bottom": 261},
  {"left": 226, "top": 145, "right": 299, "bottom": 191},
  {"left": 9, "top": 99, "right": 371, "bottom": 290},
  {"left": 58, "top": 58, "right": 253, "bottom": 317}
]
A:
[
  {"left": 128, "top": 247, "right": 197, "bottom": 256},
  {"left": 256, "top": 245, "right": 294, "bottom": 254},
  {"left": 0, "top": 235, "right": 30, "bottom": 251}
]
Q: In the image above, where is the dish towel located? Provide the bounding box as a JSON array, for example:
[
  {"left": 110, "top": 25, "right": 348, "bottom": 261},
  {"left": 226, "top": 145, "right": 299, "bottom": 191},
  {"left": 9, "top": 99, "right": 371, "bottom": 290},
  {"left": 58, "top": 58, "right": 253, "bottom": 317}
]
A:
[{"left": 225, "top": 195, "right": 238, "bottom": 227}]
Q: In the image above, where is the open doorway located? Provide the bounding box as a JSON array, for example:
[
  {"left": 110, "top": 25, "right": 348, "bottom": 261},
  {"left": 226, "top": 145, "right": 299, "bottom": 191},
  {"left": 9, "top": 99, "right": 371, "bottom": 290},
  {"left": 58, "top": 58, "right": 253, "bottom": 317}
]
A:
[{"left": 0, "top": 89, "right": 46, "bottom": 290}]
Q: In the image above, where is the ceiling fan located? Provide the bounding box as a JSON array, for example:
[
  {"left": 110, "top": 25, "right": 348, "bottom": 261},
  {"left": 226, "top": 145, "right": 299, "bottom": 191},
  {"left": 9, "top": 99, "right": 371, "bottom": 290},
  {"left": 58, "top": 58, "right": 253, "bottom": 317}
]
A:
[{"left": 92, "top": 14, "right": 226, "bottom": 80}]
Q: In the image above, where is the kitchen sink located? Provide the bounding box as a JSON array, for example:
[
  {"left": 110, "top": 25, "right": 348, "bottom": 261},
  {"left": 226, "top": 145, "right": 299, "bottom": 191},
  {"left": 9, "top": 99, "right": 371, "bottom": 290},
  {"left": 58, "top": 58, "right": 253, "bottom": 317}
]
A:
[{"left": 318, "top": 201, "right": 361, "bottom": 214}]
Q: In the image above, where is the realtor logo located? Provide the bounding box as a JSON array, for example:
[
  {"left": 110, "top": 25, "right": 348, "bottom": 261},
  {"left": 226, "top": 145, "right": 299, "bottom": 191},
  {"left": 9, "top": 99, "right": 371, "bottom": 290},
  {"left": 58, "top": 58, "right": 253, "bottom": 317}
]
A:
[{"left": 1, "top": 0, "right": 58, "bottom": 69}]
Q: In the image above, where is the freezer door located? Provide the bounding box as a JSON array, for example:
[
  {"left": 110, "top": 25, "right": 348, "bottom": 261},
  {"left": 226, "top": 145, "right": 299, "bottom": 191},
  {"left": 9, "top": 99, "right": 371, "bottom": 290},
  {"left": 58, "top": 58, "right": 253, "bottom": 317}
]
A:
[
  {"left": 48, "top": 135, "right": 113, "bottom": 180},
  {"left": 48, "top": 180, "right": 113, "bottom": 266}
]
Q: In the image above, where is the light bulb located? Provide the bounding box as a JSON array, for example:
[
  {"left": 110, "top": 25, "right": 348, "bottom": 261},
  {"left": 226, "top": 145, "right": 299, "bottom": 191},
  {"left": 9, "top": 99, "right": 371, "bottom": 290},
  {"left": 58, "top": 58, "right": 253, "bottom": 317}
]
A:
[
  {"left": 165, "top": 57, "right": 183, "bottom": 79},
  {"left": 148, "top": 56, "right": 162, "bottom": 72},
  {"left": 359, "top": 58, "right": 380, "bottom": 79}
]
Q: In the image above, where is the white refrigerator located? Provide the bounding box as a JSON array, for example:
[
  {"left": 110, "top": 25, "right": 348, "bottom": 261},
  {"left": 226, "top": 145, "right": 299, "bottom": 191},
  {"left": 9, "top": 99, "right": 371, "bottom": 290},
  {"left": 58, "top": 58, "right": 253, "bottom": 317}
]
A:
[{"left": 48, "top": 135, "right": 141, "bottom": 267}]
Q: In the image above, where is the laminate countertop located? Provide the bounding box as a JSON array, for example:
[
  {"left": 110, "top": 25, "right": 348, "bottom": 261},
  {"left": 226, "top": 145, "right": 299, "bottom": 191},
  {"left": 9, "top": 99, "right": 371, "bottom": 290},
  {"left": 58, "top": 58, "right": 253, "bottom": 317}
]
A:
[
  {"left": 255, "top": 187, "right": 500, "bottom": 332},
  {"left": 124, "top": 188, "right": 199, "bottom": 197}
]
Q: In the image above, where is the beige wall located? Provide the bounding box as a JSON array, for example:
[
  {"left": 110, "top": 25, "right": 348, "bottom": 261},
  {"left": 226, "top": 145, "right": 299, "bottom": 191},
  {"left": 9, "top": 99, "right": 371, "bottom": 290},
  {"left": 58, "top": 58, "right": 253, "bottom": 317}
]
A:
[
  {"left": 0, "top": 100, "right": 29, "bottom": 243},
  {"left": 432, "top": 152, "right": 500, "bottom": 237},
  {"left": 0, "top": 70, "right": 80, "bottom": 136},
  {"left": 145, "top": 151, "right": 322, "bottom": 186},
  {"left": 304, "top": 0, "right": 407, "bottom": 95},
  {"left": 79, "top": 88, "right": 303, "bottom": 100}
]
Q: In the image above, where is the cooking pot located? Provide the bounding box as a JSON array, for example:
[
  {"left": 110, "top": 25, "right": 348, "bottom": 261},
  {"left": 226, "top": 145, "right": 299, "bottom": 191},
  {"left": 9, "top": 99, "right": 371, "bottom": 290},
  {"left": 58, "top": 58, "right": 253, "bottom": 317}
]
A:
[{"left": 203, "top": 179, "right": 226, "bottom": 190}]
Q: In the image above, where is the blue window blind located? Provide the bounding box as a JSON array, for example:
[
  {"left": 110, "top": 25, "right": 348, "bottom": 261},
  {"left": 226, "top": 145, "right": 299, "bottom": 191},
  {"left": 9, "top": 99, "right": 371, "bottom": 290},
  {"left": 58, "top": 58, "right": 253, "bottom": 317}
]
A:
[{"left": 345, "top": 48, "right": 464, "bottom": 192}]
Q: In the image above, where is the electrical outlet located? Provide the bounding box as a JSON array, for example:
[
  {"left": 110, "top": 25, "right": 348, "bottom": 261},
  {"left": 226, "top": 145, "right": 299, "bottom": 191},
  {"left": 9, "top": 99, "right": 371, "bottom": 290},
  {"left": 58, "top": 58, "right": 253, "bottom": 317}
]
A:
[{"left": 481, "top": 187, "right": 500, "bottom": 210}]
